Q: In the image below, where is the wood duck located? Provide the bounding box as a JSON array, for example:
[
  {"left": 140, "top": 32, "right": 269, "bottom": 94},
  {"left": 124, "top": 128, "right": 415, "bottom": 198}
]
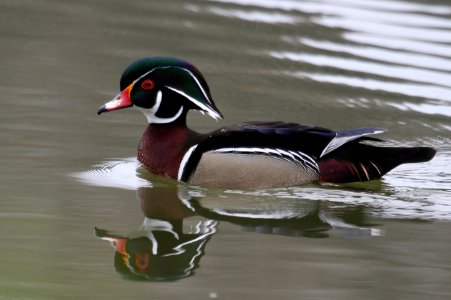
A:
[{"left": 97, "top": 57, "right": 436, "bottom": 189}]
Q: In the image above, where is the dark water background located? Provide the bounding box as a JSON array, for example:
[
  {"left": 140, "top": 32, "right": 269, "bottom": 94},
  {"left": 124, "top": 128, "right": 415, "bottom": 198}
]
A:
[{"left": 1, "top": 0, "right": 450, "bottom": 299}]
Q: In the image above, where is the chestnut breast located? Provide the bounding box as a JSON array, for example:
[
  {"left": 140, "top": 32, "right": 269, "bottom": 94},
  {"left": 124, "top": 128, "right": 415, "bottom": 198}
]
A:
[{"left": 138, "top": 124, "right": 200, "bottom": 179}]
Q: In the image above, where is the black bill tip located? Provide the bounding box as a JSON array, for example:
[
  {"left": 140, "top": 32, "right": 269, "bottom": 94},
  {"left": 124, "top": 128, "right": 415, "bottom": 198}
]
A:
[{"left": 97, "top": 105, "right": 108, "bottom": 115}]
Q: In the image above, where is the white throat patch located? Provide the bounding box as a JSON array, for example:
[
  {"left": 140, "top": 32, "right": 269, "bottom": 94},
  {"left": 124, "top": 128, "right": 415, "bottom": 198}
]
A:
[{"left": 135, "top": 90, "right": 183, "bottom": 124}]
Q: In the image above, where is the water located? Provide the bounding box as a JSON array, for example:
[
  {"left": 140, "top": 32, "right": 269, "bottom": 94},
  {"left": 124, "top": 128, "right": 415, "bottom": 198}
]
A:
[{"left": 1, "top": 0, "right": 451, "bottom": 299}]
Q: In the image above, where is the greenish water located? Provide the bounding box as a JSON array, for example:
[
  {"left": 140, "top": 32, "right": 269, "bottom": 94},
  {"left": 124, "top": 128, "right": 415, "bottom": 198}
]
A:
[{"left": 1, "top": 0, "right": 451, "bottom": 299}]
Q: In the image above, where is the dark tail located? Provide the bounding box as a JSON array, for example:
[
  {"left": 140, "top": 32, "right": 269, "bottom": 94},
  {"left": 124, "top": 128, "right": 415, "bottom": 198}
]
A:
[{"left": 318, "top": 143, "right": 436, "bottom": 183}]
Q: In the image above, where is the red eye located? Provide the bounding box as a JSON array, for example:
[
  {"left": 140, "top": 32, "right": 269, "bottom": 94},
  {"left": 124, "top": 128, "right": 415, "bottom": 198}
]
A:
[{"left": 141, "top": 79, "right": 155, "bottom": 90}]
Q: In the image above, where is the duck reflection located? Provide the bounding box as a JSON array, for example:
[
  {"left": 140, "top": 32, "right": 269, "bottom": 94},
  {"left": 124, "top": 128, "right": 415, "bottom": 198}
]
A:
[
  {"left": 96, "top": 183, "right": 381, "bottom": 281},
  {"left": 95, "top": 186, "right": 217, "bottom": 281}
]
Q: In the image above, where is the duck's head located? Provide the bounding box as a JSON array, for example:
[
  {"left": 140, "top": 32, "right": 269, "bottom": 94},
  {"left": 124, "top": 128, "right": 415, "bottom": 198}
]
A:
[{"left": 97, "top": 57, "right": 223, "bottom": 124}]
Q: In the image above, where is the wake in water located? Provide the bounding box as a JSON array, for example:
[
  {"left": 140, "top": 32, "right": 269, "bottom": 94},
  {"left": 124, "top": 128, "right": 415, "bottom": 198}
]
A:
[{"left": 73, "top": 157, "right": 152, "bottom": 190}]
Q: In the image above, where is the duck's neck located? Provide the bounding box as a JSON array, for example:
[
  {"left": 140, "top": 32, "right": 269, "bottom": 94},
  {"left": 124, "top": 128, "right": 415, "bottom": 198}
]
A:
[{"left": 138, "top": 121, "right": 201, "bottom": 179}]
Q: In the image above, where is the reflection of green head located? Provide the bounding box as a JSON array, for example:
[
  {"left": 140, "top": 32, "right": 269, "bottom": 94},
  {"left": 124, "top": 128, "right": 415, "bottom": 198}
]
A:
[{"left": 113, "top": 232, "right": 210, "bottom": 281}]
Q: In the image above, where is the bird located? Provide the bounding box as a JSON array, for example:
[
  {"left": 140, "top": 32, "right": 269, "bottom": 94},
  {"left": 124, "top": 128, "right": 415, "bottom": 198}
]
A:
[{"left": 97, "top": 57, "right": 436, "bottom": 189}]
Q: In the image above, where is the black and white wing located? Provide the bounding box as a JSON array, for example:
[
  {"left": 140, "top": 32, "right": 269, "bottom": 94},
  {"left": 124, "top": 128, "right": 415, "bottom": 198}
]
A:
[{"left": 178, "top": 121, "right": 386, "bottom": 188}]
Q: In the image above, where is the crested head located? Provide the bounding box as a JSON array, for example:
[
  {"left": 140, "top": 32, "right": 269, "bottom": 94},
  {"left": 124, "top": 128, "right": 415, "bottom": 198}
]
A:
[
  {"left": 97, "top": 57, "right": 223, "bottom": 124},
  {"left": 119, "top": 57, "right": 196, "bottom": 90}
]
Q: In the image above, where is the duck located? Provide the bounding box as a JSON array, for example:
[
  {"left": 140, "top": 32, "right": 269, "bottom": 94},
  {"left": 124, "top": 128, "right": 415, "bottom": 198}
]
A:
[{"left": 97, "top": 57, "right": 436, "bottom": 189}]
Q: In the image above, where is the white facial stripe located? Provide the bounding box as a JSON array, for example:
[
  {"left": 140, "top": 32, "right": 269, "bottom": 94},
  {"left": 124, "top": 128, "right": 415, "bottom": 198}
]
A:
[
  {"left": 131, "top": 67, "right": 162, "bottom": 84},
  {"left": 130, "top": 66, "right": 206, "bottom": 98},
  {"left": 127, "top": 65, "right": 221, "bottom": 120},
  {"left": 166, "top": 86, "right": 222, "bottom": 120},
  {"left": 181, "top": 68, "right": 211, "bottom": 104},
  {"left": 178, "top": 144, "right": 198, "bottom": 181}
]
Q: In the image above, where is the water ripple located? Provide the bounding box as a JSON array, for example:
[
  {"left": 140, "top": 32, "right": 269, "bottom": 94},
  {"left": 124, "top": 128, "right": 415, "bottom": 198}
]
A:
[
  {"left": 320, "top": 0, "right": 451, "bottom": 14},
  {"left": 207, "top": 6, "right": 302, "bottom": 24},
  {"left": 285, "top": 70, "right": 451, "bottom": 106},
  {"left": 297, "top": 38, "right": 451, "bottom": 72},
  {"left": 343, "top": 33, "right": 451, "bottom": 59},
  {"left": 212, "top": 0, "right": 451, "bottom": 106},
  {"left": 318, "top": 18, "right": 451, "bottom": 43},
  {"left": 72, "top": 158, "right": 151, "bottom": 190},
  {"left": 270, "top": 51, "right": 451, "bottom": 90}
]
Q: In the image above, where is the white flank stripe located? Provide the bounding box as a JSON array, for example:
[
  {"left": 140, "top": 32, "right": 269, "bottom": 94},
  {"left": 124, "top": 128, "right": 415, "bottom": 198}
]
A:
[
  {"left": 277, "top": 149, "right": 296, "bottom": 160},
  {"left": 214, "top": 147, "right": 319, "bottom": 174},
  {"left": 289, "top": 150, "right": 319, "bottom": 173},
  {"left": 289, "top": 150, "right": 317, "bottom": 165},
  {"left": 276, "top": 149, "right": 309, "bottom": 171},
  {"left": 215, "top": 147, "right": 273, "bottom": 154}
]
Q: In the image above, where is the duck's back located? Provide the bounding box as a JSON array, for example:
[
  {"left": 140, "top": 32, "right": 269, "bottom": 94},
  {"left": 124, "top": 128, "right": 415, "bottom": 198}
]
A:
[{"left": 176, "top": 121, "right": 435, "bottom": 188}]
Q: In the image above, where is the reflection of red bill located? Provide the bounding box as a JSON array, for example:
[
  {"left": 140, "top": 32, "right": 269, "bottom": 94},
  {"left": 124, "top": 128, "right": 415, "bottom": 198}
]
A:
[
  {"left": 97, "top": 83, "right": 133, "bottom": 115},
  {"left": 114, "top": 238, "right": 127, "bottom": 255}
]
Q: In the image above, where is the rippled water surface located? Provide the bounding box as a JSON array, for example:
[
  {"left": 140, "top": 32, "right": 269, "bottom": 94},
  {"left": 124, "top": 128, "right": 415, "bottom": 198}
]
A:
[{"left": 1, "top": 0, "right": 451, "bottom": 299}]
